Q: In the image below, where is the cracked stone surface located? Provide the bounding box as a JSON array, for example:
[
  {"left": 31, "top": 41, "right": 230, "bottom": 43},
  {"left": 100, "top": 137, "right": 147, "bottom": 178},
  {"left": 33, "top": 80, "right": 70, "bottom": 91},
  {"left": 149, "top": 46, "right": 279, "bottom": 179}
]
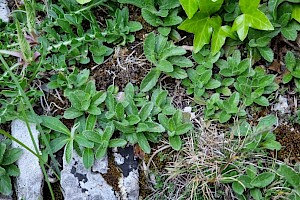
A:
[
  {"left": 0, "top": 0, "right": 10, "bottom": 22},
  {"left": 60, "top": 150, "right": 117, "bottom": 200},
  {"left": 11, "top": 120, "right": 43, "bottom": 200}
]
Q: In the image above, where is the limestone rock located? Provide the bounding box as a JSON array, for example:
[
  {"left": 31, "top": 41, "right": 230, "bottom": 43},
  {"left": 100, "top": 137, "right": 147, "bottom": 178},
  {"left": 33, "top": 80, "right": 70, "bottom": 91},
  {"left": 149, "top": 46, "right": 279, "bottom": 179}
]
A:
[
  {"left": 60, "top": 150, "right": 117, "bottom": 200},
  {"left": 114, "top": 146, "right": 139, "bottom": 200},
  {"left": 91, "top": 154, "right": 108, "bottom": 174},
  {"left": 11, "top": 120, "right": 43, "bottom": 200},
  {"left": 273, "top": 95, "right": 289, "bottom": 114},
  {"left": 0, "top": 0, "right": 10, "bottom": 23}
]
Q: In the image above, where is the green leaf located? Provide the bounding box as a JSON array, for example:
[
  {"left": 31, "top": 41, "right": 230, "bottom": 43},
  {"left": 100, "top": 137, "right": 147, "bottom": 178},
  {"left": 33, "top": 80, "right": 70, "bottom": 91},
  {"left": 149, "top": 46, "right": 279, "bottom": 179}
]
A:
[
  {"left": 206, "top": 79, "right": 221, "bottom": 89},
  {"left": 41, "top": 116, "right": 71, "bottom": 135},
  {"left": 0, "top": 174, "right": 12, "bottom": 196},
  {"left": 64, "top": 141, "right": 73, "bottom": 164},
  {"left": 2, "top": 148, "right": 22, "bottom": 166},
  {"left": 83, "top": 130, "right": 102, "bottom": 143},
  {"left": 68, "top": 91, "right": 91, "bottom": 111},
  {"left": 168, "top": 56, "right": 193, "bottom": 68},
  {"left": 178, "top": 12, "right": 211, "bottom": 52},
  {"left": 282, "top": 73, "right": 293, "bottom": 84},
  {"left": 157, "top": 59, "right": 174, "bottom": 72},
  {"left": 127, "top": 115, "right": 141, "bottom": 125},
  {"left": 256, "top": 115, "right": 277, "bottom": 133},
  {"left": 128, "top": 21, "right": 143, "bottom": 32},
  {"left": 140, "top": 69, "right": 161, "bottom": 92},
  {"left": 254, "top": 96, "right": 269, "bottom": 106},
  {"left": 233, "top": 120, "right": 252, "bottom": 136},
  {"left": 63, "top": 107, "right": 84, "bottom": 119},
  {"left": 76, "top": 0, "right": 92, "bottom": 4},
  {"left": 250, "top": 188, "right": 263, "bottom": 200},
  {"left": 199, "top": 0, "right": 224, "bottom": 15},
  {"left": 5, "top": 164, "right": 20, "bottom": 177},
  {"left": 144, "top": 32, "right": 156, "bottom": 63},
  {"left": 258, "top": 47, "right": 274, "bottom": 62},
  {"left": 0, "top": 166, "right": 5, "bottom": 176},
  {"left": 251, "top": 172, "right": 275, "bottom": 188},
  {"left": 285, "top": 51, "right": 296, "bottom": 71},
  {"left": 232, "top": 0, "right": 274, "bottom": 41},
  {"left": 50, "top": 136, "right": 69, "bottom": 153},
  {"left": 261, "top": 140, "right": 281, "bottom": 150},
  {"left": 74, "top": 134, "right": 94, "bottom": 148},
  {"left": 232, "top": 181, "right": 245, "bottom": 195},
  {"left": 211, "top": 25, "right": 234, "bottom": 55},
  {"left": 145, "top": 121, "right": 165, "bottom": 133},
  {"left": 158, "top": 27, "right": 171, "bottom": 36},
  {"left": 0, "top": 143, "right": 6, "bottom": 164},
  {"left": 137, "top": 133, "right": 151, "bottom": 154},
  {"left": 167, "top": 67, "right": 188, "bottom": 79},
  {"left": 169, "top": 135, "right": 182, "bottom": 150},
  {"left": 158, "top": 114, "right": 169, "bottom": 129},
  {"left": 91, "top": 91, "right": 107, "bottom": 106},
  {"left": 109, "top": 139, "right": 127, "bottom": 148},
  {"left": 219, "top": 111, "right": 231, "bottom": 123},
  {"left": 95, "top": 146, "right": 107, "bottom": 159},
  {"left": 176, "top": 123, "right": 193, "bottom": 135},
  {"left": 179, "top": 0, "right": 199, "bottom": 19},
  {"left": 87, "top": 105, "right": 101, "bottom": 115},
  {"left": 86, "top": 114, "right": 97, "bottom": 131},
  {"left": 116, "top": 103, "right": 125, "bottom": 121},
  {"left": 292, "top": 4, "right": 300, "bottom": 23},
  {"left": 83, "top": 148, "right": 94, "bottom": 169},
  {"left": 98, "top": 127, "right": 112, "bottom": 144},
  {"left": 278, "top": 164, "right": 300, "bottom": 190},
  {"left": 281, "top": 21, "right": 300, "bottom": 41},
  {"left": 139, "top": 102, "right": 154, "bottom": 121},
  {"left": 16, "top": 19, "right": 32, "bottom": 63}
]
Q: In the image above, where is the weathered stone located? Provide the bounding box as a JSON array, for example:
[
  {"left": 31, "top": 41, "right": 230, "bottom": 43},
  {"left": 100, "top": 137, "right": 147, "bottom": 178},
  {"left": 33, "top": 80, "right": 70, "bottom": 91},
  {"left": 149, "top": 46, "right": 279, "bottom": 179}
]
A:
[
  {"left": 11, "top": 120, "right": 43, "bottom": 200},
  {"left": 273, "top": 95, "right": 289, "bottom": 114},
  {"left": 114, "top": 146, "right": 139, "bottom": 200},
  {"left": 0, "top": 0, "right": 10, "bottom": 23},
  {"left": 60, "top": 150, "right": 117, "bottom": 200},
  {"left": 91, "top": 154, "right": 108, "bottom": 174}
]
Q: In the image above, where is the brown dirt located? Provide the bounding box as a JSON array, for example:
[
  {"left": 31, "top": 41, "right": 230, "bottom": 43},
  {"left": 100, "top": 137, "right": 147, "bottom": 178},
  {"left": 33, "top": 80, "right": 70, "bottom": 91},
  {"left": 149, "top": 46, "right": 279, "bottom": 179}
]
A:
[
  {"left": 88, "top": 42, "right": 150, "bottom": 91},
  {"left": 274, "top": 124, "right": 300, "bottom": 164},
  {"left": 43, "top": 181, "right": 63, "bottom": 200},
  {"left": 102, "top": 151, "right": 122, "bottom": 193}
]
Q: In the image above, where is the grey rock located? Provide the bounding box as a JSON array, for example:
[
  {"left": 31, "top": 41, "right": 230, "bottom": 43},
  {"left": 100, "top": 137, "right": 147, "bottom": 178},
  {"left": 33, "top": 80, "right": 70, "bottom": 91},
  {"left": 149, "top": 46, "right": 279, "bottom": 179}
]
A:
[
  {"left": 121, "top": 170, "right": 139, "bottom": 200},
  {"left": 91, "top": 154, "right": 108, "bottom": 174},
  {"left": 273, "top": 95, "right": 289, "bottom": 114},
  {"left": 0, "top": 0, "right": 10, "bottom": 22},
  {"left": 60, "top": 150, "right": 117, "bottom": 200},
  {"left": 113, "top": 153, "right": 125, "bottom": 165},
  {"left": 114, "top": 146, "right": 139, "bottom": 200},
  {"left": 11, "top": 120, "right": 43, "bottom": 200}
]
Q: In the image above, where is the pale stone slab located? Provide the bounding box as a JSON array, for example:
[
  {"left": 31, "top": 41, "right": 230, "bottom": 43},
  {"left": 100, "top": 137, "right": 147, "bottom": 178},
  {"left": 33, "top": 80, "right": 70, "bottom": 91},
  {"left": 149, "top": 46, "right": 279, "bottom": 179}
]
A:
[{"left": 11, "top": 119, "right": 43, "bottom": 200}]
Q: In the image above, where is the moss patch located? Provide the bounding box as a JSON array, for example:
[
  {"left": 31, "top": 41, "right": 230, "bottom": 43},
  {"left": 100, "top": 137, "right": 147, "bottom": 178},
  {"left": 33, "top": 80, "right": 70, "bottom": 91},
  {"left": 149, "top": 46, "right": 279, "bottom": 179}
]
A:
[
  {"left": 274, "top": 124, "right": 300, "bottom": 163},
  {"left": 102, "top": 152, "right": 122, "bottom": 193}
]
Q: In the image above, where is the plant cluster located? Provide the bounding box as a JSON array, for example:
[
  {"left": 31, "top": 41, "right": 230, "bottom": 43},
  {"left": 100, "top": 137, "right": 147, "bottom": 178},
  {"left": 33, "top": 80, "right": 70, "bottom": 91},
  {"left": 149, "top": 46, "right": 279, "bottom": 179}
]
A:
[
  {"left": 40, "top": 82, "right": 192, "bottom": 168},
  {"left": 0, "top": 0, "right": 300, "bottom": 199}
]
